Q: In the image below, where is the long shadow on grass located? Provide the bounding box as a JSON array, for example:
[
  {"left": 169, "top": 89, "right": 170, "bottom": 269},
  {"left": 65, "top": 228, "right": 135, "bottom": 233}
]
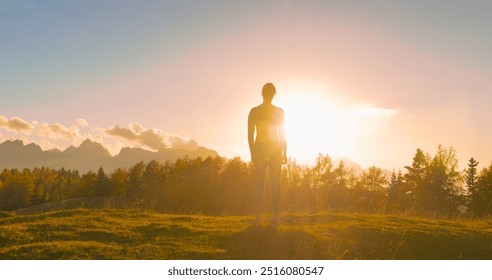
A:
[{"left": 221, "top": 225, "right": 325, "bottom": 259}]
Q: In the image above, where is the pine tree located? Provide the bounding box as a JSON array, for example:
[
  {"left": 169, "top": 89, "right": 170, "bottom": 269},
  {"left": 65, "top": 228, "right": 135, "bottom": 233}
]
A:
[
  {"left": 404, "top": 148, "right": 428, "bottom": 212},
  {"left": 94, "top": 167, "right": 110, "bottom": 197},
  {"left": 361, "top": 166, "right": 388, "bottom": 210},
  {"left": 465, "top": 157, "right": 479, "bottom": 203},
  {"left": 388, "top": 170, "right": 408, "bottom": 210},
  {"left": 128, "top": 161, "right": 145, "bottom": 200},
  {"left": 471, "top": 163, "right": 492, "bottom": 215}
]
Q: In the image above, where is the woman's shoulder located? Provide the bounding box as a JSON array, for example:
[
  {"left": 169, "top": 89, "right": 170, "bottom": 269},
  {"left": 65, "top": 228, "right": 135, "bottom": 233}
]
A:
[{"left": 274, "top": 106, "right": 284, "bottom": 114}]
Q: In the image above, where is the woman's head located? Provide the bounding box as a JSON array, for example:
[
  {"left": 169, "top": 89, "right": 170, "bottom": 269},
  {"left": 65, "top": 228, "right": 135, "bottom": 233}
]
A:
[{"left": 262, "top": 83, "right": 276, "bottom": 102}]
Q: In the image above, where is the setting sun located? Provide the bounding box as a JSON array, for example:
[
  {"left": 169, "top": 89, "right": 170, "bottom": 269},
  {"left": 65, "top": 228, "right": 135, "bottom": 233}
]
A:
[
  {"left": 277, "top": 90, "right": 357, "bottom": 162},
  {"left": 1, "top": 0, "right": 491, "bottom": 266}
]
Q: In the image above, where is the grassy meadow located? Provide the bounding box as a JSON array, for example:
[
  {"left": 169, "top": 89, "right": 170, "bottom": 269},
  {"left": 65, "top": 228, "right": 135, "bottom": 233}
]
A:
[{"left": 0, "top": 208, "right": 491, "bottom": 260}]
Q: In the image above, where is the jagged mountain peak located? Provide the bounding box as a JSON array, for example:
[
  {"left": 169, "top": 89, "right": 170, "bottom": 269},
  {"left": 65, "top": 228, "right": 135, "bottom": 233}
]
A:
[
  {"left": 62, "top": 139, "right": 111, "bottom": 158},
  {"left": 1, "top": 139, "right": 24, "bottom": 147},
  {"left": 0, "top": 140, "right": 44, "bottom": 154},
  {"left": 79, "top": 139, "right": 97, "bottom": 147},
  {"left": 25, "top": 142, "right": 43, "bottom": 153},
  {"left": 0, "top": 138, "right": 219, "bottom": 173}
]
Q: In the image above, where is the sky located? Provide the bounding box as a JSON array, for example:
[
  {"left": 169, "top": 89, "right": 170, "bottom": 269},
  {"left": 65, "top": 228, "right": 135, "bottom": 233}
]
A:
[{"left": 1, "top": 0, "right": 492, "bottom": 170}]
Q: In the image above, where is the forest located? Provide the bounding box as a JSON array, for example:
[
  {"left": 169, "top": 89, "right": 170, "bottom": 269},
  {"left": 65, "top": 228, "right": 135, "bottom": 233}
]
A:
[{"left": 1, "top": 145, "right": 491, "bottom": 218}]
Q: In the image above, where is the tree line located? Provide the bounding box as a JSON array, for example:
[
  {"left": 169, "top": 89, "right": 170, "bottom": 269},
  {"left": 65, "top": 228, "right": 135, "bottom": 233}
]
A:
[{"left": 1, "top": 145, "right": 491, "bottom": 217}]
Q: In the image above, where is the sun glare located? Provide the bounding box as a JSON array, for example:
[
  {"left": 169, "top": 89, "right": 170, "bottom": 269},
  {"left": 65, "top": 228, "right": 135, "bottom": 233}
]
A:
[{"left": 276, "top": 90, "right": 356, "bottom": 162}]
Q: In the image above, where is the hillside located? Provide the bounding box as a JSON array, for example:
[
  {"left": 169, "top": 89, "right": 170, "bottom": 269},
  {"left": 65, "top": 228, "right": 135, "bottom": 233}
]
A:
[{"left": 0, "top": 209, "right": 491, "bottom": 259}]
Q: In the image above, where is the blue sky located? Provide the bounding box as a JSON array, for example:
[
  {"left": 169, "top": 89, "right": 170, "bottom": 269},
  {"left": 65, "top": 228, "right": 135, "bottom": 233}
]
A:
[{"left": 1, "top": 0, "right": 492, "bottom": 169}]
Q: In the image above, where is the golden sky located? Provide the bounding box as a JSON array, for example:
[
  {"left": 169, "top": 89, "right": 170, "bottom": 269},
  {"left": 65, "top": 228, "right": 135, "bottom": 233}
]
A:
[{"left": 1, "top": 1, "right": 491, "bottom": 169}]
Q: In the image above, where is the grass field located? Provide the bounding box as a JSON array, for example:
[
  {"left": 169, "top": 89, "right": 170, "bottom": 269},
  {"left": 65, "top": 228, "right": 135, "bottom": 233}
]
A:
[{"left": 0, "top": 208, "right": 491, "bottom": 259}]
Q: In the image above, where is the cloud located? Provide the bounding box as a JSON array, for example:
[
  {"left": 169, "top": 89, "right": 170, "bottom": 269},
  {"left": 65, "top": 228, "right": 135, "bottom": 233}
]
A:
[
  {"left": 0, "top": 115, "right": 34, "bottom": 132},
  {"left": 0, "top": 115, "right": 202, "bottom": 154},
  {"left": 106, "top": 123, "right": 198, "bottom": 151},
  {"left": 165, "top": 134, "right": 199, "bottom": 150},
  {"left": 213, "top": 145, "right": 247, "bottom": 159},
  {"left": 0, "top": 116, "right": 89, "bottom": 143},
  {"left": 107, "top": 125, "right": 138, "bottom": 141},
  {"left": 107, "top": 124, "right": 164, "bottom": 150},
  {"left": 76, "top": 118, "right": 89, "bottom": 126},
  {"left": 37, "top": 139, "right": 60, "bottom": 151},
  {"left": 350, "top": 107, "right": 402, "bottom": 118},
  {"left": 38, "top": 122, "right": 82, "bottom": 141}
]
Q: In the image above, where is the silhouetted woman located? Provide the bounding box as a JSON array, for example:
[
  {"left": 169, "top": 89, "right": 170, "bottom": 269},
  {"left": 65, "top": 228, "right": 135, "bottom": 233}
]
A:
[{"left": 248, "top": 83, "right": 287, "bottom": 226}]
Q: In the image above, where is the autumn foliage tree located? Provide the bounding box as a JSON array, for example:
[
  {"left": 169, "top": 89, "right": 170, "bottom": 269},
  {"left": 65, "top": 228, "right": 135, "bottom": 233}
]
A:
[{"left": 0, "top": 145, "right": 490, "bottom": 217}]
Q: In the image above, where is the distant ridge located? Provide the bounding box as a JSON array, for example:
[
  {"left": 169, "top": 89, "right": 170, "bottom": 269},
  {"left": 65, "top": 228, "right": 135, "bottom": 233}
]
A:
[{"left": 0, "top": 139, "right": 219, "bottom": 173}]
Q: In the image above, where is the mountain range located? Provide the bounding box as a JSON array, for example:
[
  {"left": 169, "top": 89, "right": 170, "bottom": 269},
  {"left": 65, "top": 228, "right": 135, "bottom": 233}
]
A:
[{"left": 0, "top": 139, "right": 218, "bottom": 173}]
